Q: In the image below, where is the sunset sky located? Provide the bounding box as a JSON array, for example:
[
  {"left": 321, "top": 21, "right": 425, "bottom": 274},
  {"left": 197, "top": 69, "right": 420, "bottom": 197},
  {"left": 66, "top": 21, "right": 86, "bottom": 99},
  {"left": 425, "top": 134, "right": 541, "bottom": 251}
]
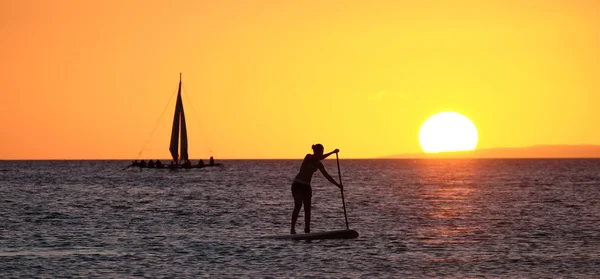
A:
[{"left": 1, "top": 0, "right": 599, "bottom": 159}]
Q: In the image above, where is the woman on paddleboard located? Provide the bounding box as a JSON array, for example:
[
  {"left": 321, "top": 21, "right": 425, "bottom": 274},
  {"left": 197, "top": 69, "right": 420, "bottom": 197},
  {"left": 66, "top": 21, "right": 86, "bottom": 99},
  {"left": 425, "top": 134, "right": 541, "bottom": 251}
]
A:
[{"left": 291, "top": 144, "right": 342, "bottom": 234}]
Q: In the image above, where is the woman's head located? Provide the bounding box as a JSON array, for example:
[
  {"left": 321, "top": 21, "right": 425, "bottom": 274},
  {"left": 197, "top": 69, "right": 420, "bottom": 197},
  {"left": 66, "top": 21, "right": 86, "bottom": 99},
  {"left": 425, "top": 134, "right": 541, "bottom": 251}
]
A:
[{"left": 312, "top": 144, "right": 324, "bottom": 156}]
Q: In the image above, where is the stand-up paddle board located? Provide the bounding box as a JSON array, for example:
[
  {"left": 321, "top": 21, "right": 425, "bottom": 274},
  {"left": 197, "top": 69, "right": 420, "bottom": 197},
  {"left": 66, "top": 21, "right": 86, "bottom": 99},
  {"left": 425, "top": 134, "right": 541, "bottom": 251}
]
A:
[{"left": 264, "top": 229, "right": 359, "bottom": 240}]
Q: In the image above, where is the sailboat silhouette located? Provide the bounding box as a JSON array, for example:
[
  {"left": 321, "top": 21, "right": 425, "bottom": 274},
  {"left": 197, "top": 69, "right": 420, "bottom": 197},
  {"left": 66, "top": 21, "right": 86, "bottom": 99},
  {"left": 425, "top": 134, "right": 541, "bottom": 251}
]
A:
[{"left": 129, "top": 73, "right": 221, "bottom": 170}]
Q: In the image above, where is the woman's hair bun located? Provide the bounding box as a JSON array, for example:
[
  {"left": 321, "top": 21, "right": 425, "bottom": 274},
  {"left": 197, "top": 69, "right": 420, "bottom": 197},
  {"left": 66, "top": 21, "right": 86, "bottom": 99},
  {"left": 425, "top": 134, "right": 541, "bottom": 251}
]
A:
[{"left": 312, "top": 143, "right": 323, "bottom": 152}]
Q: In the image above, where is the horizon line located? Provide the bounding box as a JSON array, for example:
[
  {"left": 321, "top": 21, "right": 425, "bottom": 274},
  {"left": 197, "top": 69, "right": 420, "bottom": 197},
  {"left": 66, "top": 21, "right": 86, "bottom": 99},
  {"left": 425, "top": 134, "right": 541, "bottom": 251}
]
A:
[
  {"left": 3, "top": 157, "right": 600, "bottom": 161},
  {"left": 3, "top": 144, "right": 600, "bottom": 161}
]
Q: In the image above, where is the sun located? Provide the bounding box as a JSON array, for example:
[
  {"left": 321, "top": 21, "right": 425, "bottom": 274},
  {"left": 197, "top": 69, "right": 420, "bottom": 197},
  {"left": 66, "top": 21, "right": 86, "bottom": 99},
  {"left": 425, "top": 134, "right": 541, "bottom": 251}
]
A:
[{"left": 419, "top": 112, "right": 478, "bottom": 153}]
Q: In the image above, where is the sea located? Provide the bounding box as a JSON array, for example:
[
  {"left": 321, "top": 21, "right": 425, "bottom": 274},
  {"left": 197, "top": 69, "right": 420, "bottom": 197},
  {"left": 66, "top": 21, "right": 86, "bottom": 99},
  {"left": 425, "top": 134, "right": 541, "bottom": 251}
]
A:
[{"left": 1, "top": 159, "right": 599, "bottom": 278}]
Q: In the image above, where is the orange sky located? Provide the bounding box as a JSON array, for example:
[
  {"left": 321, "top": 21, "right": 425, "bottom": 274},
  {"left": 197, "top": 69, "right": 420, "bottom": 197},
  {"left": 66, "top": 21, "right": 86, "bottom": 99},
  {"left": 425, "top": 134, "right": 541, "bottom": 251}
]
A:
[{"left": 1, "top": 0, "right": 599, "bottom": 159}]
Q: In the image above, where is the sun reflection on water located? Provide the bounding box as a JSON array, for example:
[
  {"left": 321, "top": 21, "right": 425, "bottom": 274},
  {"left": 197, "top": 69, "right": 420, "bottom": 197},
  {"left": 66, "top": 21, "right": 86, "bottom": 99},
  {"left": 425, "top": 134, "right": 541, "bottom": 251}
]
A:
[{"left": 414, "top": 160, "right": 484, "bottom": 246}]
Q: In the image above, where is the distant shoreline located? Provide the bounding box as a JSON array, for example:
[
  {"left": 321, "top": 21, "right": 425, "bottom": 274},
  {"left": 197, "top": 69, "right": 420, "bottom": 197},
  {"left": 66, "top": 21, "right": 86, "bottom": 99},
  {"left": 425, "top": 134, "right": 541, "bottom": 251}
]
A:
[{"left": 383, "top": 144, "right": 600, "bottom": 159}]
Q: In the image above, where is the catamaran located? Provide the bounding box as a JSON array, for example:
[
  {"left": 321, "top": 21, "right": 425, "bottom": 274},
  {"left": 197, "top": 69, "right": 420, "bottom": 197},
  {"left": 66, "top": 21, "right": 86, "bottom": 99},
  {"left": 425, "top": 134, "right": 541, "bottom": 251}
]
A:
[{"left": 128, "top": 73, "right": 221, "bottom": 169}]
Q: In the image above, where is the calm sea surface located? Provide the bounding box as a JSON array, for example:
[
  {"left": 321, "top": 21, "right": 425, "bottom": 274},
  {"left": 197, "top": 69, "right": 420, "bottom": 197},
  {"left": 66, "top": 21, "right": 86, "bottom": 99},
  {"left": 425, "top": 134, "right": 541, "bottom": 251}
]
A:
[{"left": 1, "top": 159, "right": 599, "bottom": 278}]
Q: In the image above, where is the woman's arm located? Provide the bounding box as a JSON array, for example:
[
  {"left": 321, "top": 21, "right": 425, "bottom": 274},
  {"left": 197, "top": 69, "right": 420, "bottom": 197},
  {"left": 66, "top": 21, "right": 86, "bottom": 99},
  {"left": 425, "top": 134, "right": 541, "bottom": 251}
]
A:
[
  {"left": 318, "top": 164, "right": 343, "bottom": 189},
  {"left": 318, "top": 149, "right": 339, "bottom": 161}
]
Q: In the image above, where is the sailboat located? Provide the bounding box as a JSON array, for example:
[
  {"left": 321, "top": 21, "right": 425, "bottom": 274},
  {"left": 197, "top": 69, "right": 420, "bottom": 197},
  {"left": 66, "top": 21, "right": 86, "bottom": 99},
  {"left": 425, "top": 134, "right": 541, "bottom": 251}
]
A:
[{"left": 129, "top": 73, "right": 221, "bottom": 169}]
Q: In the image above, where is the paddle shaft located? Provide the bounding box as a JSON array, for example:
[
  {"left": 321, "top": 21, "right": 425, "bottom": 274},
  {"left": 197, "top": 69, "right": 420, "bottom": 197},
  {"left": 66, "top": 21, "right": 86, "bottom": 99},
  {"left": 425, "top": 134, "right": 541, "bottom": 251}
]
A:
[{"left": 336, "top": 153, "right": 350, "bottom": 230}]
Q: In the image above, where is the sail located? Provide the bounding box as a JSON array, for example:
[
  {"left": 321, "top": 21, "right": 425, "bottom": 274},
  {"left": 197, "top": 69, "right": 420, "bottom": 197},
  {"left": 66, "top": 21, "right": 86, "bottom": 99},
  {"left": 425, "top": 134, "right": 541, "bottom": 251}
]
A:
[
  {"left": 179, "top": 94, "right": 189, "bottom": 161},
  {"left": 169, "top": 77, "right": 183, "bottom": 162}
]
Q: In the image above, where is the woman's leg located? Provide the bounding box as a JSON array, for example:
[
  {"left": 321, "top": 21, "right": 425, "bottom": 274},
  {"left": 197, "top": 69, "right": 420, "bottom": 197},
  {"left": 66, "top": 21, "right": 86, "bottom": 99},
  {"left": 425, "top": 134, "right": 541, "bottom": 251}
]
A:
[
  {"left": 303, "top": 188, "right": 312, "bottom": 233},
  {"left": 291, "top": 184, "right": 303, "bottom": 234}
]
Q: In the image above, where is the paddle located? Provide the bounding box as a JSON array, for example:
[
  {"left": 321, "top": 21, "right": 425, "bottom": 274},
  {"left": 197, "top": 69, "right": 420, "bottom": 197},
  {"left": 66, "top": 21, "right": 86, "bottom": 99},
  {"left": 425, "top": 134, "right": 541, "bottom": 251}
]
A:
[{"left": 335, "top": 152, "right": 350, "bottom": 230}]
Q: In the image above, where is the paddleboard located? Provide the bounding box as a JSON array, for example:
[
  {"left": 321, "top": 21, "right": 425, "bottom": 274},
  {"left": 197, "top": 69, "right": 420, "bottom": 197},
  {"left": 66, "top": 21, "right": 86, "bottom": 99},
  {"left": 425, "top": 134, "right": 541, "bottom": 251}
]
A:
[{"left": 263, "top": 229, "right": 359, "bottom": 240}]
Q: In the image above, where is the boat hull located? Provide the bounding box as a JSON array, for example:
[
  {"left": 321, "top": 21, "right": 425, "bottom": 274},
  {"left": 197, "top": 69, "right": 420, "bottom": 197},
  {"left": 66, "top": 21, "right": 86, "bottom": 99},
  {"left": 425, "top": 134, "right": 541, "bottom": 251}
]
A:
[{"left": 127, "top": 163, "right": 224, "bottom": 169}]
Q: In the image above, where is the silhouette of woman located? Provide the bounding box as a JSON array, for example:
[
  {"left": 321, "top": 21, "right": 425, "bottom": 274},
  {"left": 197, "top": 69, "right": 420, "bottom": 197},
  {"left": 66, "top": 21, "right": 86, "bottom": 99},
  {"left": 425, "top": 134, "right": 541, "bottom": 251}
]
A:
[{"left": 291, "top": 144, "right": 342, "bottom": 234}]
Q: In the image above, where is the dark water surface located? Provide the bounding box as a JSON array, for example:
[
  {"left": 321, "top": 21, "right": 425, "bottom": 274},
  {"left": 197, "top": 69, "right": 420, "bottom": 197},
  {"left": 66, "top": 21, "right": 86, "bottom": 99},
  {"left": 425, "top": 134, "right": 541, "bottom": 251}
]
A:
[{"left": 1, "top": 159, "right": 599, "bottom": 278}]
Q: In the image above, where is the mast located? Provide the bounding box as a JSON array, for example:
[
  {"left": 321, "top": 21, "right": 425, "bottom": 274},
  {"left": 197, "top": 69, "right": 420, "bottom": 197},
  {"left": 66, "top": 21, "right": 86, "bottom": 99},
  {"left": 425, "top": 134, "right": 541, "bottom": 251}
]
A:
[{"left": 179, "top": 73, "right": 189, "bottom": 161}]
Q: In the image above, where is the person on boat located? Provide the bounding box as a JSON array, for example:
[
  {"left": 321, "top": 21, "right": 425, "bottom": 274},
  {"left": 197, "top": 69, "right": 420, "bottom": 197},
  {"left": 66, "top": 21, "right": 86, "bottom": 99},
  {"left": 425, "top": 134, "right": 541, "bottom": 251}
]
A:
[
  {"left": 147, "top": 160, "right": 155, "bottom": 168},
  {"left": 209, "top": 156, "right": 215, "bottom": 166},
  {"left": 129, "top": 160, "right": 140, "bottom": 167},
  {"left": 290, "top": 144, "right": 342, "bottom": 234},
  {"left": 197, "top": 159, "right": 205, "bottom": 167},
  {"left": 155, "top": 160, "right": 164, "bottom": 168},
  {"left": 182, "top": 160, "right": 192, "bottom": 169},
  {"left": 139, "top": 160, "right": 147, "bottom": 168}
]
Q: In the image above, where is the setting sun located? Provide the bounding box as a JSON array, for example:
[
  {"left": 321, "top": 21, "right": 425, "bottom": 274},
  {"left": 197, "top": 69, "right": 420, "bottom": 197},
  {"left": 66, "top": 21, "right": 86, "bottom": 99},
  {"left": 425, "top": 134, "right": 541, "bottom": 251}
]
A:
[{"left": 419, "top": 112, "right": 478, "bottom": 153}]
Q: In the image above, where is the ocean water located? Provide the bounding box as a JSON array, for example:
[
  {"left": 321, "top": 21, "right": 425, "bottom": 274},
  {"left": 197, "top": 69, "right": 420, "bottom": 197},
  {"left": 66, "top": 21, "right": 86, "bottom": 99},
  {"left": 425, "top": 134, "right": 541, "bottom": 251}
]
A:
[{"left": 1, "top": 159, "right": 599, "bottom": 278}]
